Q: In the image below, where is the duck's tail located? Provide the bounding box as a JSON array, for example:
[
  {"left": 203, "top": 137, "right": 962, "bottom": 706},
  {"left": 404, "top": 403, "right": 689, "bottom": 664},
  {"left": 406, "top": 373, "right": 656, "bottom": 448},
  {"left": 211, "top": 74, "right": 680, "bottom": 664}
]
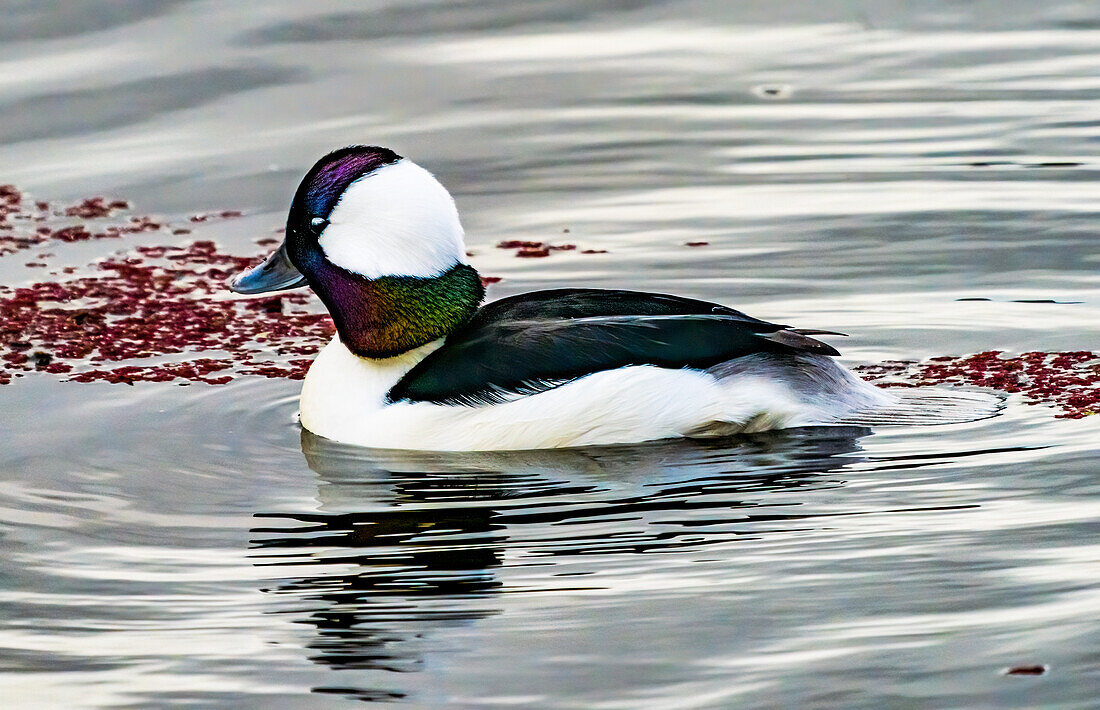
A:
[{"left": 706, "top": 352, "right": 1003, "bottom": 428}]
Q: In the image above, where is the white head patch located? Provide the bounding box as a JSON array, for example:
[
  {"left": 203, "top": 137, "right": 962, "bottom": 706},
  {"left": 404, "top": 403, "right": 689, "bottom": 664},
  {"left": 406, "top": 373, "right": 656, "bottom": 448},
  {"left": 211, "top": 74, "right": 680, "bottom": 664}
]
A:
[{"left": 318, "top": 159, "right": 467, "bottom": 279}]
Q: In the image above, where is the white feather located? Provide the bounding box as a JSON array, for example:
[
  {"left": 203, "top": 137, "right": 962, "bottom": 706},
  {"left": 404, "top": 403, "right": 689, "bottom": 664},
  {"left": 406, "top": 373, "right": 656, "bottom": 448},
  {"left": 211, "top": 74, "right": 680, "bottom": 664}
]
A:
[
  {"left": 318, "top": 160, "right": 466, "bottom": 279},
  {"left": 298, "top": 337, "right": 901, "bottom": 451}
]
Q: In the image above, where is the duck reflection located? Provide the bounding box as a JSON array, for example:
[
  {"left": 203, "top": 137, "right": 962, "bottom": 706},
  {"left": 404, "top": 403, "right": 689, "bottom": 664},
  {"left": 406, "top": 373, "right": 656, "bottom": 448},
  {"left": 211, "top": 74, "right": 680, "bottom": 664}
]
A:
[{"left": 251, "top": 426, "right": 870, "bottom": 701}]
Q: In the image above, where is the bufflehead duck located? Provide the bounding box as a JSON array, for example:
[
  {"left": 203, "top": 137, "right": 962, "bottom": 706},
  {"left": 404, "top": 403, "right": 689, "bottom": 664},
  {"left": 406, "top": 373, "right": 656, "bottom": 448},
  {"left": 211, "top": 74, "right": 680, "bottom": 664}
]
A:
[{"left": 229, "top": 145, "right": 895, "bottom": 450}]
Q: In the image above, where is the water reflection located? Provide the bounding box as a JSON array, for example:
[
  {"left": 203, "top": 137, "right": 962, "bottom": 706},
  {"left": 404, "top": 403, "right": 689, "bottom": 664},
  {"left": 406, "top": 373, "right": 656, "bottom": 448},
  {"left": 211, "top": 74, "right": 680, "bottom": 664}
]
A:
[{"left": 252, "top": 427, "right": 870, "bottom": 702}]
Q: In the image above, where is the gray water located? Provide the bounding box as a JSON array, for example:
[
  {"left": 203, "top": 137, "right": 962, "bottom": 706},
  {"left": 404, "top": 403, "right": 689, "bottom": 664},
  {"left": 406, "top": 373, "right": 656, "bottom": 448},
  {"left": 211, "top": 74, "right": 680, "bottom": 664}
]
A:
[{"left": 2, "top": 1, "right": 1099, "bottom": 708}]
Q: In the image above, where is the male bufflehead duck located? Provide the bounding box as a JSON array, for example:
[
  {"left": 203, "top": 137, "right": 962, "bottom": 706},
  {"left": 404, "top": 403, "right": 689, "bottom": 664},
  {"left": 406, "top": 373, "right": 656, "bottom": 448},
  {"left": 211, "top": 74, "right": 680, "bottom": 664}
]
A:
[{"left": 229, "top": 146, "right": 895, "bottom": 450}]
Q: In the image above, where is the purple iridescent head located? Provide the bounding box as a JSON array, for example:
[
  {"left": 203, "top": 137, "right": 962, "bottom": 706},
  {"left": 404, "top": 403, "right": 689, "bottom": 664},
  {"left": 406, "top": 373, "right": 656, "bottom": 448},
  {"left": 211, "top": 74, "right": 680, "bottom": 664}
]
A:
[
  {"left": 278, "top": 144, "right": 467, "bottom": 281},
  {"left": 230, "top": 143, "right": 469, "bottom": 292},
  {"left": 293, "top": 145, "right": 402, "bottom": 221},
  {"left": 228, "top": 146, "right": 403, "bottom": 295},
  {"left": 228, "top": 146, "right": 481, "bottom": 357}
]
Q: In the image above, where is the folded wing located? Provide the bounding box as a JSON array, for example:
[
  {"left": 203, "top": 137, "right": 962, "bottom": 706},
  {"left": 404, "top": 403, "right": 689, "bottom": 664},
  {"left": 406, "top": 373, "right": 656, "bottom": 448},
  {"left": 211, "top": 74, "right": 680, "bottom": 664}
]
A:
[{"left": 388, "top": 289, "right": 840, "bottom": 406}]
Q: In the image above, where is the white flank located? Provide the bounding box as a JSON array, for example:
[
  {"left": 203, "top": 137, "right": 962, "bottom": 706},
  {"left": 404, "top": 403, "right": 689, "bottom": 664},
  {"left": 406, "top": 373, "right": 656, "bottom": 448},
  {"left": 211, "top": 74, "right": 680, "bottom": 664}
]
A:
[
  {"left": 318, "top": 160, "right": 466, "bottom": 279},
  {"left": 299, "top": 338, "right": 903, "bottom": 452}
]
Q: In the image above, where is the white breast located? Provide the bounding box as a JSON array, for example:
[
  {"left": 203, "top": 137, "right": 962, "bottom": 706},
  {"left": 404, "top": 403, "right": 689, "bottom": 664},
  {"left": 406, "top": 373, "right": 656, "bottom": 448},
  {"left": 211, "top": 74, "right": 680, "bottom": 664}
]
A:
[{"left": 298, "top": 338, "right": 896, "bottom": 451}]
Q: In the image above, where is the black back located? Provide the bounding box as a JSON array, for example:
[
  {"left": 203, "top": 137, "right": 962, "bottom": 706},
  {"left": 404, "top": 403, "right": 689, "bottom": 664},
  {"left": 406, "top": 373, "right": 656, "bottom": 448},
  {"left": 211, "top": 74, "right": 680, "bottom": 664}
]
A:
[{"left": 387, "top": 289, "right": 838, "bottom": 406}]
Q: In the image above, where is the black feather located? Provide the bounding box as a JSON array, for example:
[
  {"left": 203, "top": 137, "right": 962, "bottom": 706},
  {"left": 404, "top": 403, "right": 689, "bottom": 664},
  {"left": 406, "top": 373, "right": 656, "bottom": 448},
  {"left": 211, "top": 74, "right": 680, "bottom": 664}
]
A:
[
  {"left": 387, "top": 289, "right": 839, "bottom": 406},
  {"left": 461, "top": 288, "right": 783, "bottom": 328}
]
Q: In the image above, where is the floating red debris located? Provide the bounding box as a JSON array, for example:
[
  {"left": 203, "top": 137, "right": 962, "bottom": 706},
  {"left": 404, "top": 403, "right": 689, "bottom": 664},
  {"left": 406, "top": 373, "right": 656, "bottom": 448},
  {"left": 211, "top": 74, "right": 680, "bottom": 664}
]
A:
[
  {"left": 189, "top": 210, "right": 245, "bottom": 223},
  {"left": 71, "top": 360, "right": 235, "bottom": 386},
  {"left": 581, "top": 249, "right": 609, "bottom": 254},
  {"left": 0, "top": 242, "right": 333, "bottom": 385},
  {"left": 857, "top": 350, "right": 1100, "bottom": 419},
  {"left": 1, "top": 184, "right": 23, "bottom": 223},
  {"left": 246, "top": 296, "right": 284, "bottom": 315},
  {"left": 480, "top": 276, "right": 502, "bottom": 286},
  {"left": 496, "top": 239, "right": 578, "bottom": 258},
  {"left": 0, "top": 186, "right": 170, "bottom": 256},
  {"left": 64, "top": 197, "right": 129, "bottom": 219},
  {"left": 685, "top": 241, "right": 710, "bottom": 247},
  {"left": 1003, "top": 665, "right": 1047, "bottom": 676},
  {"left": 52, "top": 226, "right": 96, "bottom": 242},
  {"left": 0, "top": 185, "right": 332, "bottom": 387}
]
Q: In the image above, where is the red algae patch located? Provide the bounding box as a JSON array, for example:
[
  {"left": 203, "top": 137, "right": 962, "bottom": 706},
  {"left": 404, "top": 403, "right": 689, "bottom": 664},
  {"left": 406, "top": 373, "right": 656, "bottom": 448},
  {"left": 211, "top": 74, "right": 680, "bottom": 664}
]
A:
[
  {"left": 0, "top": 184, "right": 172, "bottom": 256},
  {"left": 496, "top": 240, "right": 585, "bottom": 258},
  {"left": 856, "top": 351, "right": 1100, "bottom": 419},
  {"left": 0, "top": 185, "right": 331, "bottom": 386},
  {"left": 64, "top": 197, "right": 130, "bottom": 219},
  {"left": 190, "top": 210, "right": 245, "bottom": 222}
]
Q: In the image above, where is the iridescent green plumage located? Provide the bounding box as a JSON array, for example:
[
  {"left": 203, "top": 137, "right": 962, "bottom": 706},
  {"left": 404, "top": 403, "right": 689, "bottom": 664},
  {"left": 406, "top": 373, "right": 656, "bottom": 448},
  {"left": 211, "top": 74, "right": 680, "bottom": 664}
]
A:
[{"left": 311, "top": 262, "right": 484, "bottom": 359}]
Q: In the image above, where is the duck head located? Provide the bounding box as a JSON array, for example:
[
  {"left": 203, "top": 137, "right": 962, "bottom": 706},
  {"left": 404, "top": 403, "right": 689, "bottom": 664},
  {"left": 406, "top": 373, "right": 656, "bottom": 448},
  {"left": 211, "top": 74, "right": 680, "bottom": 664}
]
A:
[{"left": 230, "top": 146, "right": 484, "bottom": 359}]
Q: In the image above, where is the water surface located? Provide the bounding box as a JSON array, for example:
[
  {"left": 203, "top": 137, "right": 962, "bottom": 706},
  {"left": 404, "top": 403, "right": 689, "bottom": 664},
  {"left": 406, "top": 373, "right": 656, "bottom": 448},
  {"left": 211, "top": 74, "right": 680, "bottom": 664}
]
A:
[{"left": 1, "top": 1, "right": 1098, "bottom": 708}]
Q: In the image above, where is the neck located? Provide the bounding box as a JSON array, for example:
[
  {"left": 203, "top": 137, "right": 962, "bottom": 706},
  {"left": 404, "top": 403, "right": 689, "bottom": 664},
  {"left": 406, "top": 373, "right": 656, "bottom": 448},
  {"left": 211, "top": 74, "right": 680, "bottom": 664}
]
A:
[{"left": 309, "top": 261, "right": 484, "bottom": 359}]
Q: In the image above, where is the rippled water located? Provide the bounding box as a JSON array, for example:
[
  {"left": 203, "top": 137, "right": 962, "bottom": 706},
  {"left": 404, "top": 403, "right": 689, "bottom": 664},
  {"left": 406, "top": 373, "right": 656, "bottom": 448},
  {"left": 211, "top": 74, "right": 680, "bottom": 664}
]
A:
[{"left": 2, "top": 2, "right": 1099, "bottom": 708}]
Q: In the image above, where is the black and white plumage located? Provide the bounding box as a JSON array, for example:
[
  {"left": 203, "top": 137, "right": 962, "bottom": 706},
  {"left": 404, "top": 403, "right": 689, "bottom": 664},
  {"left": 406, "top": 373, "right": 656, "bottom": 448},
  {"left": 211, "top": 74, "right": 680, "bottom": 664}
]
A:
[
  {"left": 388, "top": 288, "right": 841, "bottom": 406},
  {"left": 229, "top": 145, "right": 902, "bottom": 451}
]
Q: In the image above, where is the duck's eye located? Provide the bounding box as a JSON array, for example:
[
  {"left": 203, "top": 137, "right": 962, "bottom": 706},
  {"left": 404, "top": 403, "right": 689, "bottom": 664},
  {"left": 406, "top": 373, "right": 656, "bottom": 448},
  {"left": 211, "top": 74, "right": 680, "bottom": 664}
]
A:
[{"left": 309, "top": 217, "right": 328, "bottom": 233}]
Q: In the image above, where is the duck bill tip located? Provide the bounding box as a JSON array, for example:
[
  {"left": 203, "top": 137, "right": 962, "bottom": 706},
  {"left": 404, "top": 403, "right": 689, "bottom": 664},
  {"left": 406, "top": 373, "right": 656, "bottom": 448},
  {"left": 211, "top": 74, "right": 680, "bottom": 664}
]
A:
[{"left": 227, "top": 243, "right": 308, "bottom": 294}]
